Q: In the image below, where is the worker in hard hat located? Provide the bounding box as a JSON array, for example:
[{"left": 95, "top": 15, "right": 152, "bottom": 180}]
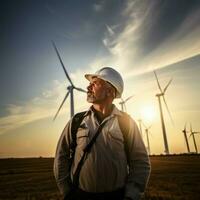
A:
[{"left": 54, "top": 67, "right": 151, "bottom": 200}]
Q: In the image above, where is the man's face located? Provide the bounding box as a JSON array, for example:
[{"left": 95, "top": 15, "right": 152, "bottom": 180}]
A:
[{"left": 87, "top": 77, "right": 108, "bottom": 103}]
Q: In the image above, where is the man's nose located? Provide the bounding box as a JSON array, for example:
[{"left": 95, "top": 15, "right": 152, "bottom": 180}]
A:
[{"left": 87, "top": 83, "right": 93, "bottom": 91}]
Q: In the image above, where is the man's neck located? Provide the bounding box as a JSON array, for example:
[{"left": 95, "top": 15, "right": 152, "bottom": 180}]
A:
[{"left": 92, "top": 103, "right": 114, "bottom": 122}]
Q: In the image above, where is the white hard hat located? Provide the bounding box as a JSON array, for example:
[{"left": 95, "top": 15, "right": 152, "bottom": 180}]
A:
[{"left": 85, "top": 67, "right": 124, "bottom": 98}]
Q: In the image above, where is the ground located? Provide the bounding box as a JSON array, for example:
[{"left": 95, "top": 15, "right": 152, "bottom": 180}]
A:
[{"left": 0, "top": 155, "right": 199, "bottom": 200}]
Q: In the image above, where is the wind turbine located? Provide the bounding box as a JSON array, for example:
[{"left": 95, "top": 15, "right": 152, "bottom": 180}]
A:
[
  {"left": 142, "top": 122, "right": 152, "bottom": 155},
  {"left": 119, "top": 95, "right": 134, "bottom": 112},
  {"left": 154, "top": 71, "right": 173, "bottom": 155},
  {"left": 52, "top": 41, "right": 86, "bottom": 120},
  {"left": 182, "top": 123, "right": 190, "bottom": 153},
  {"left": 189, "top": 124, "right": 200, "bottom": 153}
]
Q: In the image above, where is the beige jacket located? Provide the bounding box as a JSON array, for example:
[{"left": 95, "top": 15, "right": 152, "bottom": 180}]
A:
[{"left": 54, "top": 105, "right": 151, "bottom": 199}]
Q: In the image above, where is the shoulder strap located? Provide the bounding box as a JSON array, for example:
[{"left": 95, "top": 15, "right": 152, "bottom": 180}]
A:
[
  {"left": 73, "top": 119, "right": 108, "bottom": 187},
  {"left": 117, "top": 111, "right": 131, "bottom": 164},
  {"left": 69, "top": 111, "right": 87, "bottom": 165},
  {"left": 71, "top": 111, "right": 87, "bottom": 145}
]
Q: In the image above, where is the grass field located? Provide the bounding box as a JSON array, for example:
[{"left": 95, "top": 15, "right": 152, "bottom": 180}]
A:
[{"left": 0, "top": 155, "right": 199, "bottom": 200}]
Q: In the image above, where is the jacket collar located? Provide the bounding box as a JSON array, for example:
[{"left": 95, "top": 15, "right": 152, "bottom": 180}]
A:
[{"left": 84, "top": 104, "right": 123, "bottom": 117}]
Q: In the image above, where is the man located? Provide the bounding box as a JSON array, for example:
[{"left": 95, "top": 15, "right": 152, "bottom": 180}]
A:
[{"left": 54, "top": 67, "right": 151, "bottom": 200}]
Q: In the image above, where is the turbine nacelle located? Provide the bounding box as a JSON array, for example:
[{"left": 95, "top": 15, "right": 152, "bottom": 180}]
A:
[
  {"left": 182, "top": 123, "right": 189, "bottom": 133},
  {"left": 156, "top": 93, "right": 164, "bottom": 97},
  {"left": 67, "top": 85, "right": 73, "bottom": 91}
]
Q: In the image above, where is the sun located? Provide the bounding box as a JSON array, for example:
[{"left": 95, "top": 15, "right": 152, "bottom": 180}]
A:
[{"left": 140, "top": 105, "right": 156, "bottom": 122}]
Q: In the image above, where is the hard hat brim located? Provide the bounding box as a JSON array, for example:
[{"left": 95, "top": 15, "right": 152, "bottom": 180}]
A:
[
  {"left": 85, "top": 73, "right": 113, "bottom": 86},
  {"left": 85, "top": 74, "right": 98, "bottom": 82}
]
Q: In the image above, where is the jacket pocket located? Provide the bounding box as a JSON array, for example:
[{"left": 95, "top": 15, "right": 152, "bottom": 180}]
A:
[
  {"left": 108, "top": 129, "right": 124, "bottom": 143},
  {"left": 108, "top": 129, "right": 124, "bottom": 152}
]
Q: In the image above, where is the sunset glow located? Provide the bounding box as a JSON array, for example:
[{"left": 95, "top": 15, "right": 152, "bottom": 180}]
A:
[
  {"left": 140, "top": 105, "right": 156, "bottom": 123},
  {"left": 0, "top": 0, "right": 200, "bottom": 157}
]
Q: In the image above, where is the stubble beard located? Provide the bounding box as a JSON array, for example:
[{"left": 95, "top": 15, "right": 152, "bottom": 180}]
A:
[
  {"left": 87, "top": 92, "right": 96, "bottom": 103},
  {"left": 87, "top": 91, "right": 106, "bottom": 103}
]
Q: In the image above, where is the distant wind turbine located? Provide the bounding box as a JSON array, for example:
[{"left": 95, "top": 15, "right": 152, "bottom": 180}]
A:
[
  {"left": 154, "top": 70, "right": 173, "bottom": 155},
  {"left": 119, "top": 95, "right": 134, "bottom": 112},
  {"left": 142, "top": 122, "right": 152, "bottom": 155},
  {"left": 189, "top": 124, "right": 200, "bottom": 153},
  {"left": 52, "top": 41, "right": 86, "bottom": 120},
  {"left": 182, "top": 123, "right": 190, "bottom": 153}
]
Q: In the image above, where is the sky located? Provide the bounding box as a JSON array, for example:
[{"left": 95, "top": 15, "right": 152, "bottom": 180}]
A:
[{"left": 0, "top": 0, "right": 200, "bottom": 157}]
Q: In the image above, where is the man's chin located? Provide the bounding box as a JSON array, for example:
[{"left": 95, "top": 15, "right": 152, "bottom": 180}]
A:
[{"left": 87, "top": 97, "right": 95, "bottom": 103}]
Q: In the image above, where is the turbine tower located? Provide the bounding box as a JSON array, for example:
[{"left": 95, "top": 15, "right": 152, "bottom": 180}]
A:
[
  {"left": 119, "top": 95, "right": 134, "bottom": 112},
  {"left": 182, "top": 123, "right": 190, "bottom": 153},
  {"left": 142, "top": 122, "right": 152, "bottom": 155},
  {"left": 52, "top": 41, "right": 86, "bottom": 120},
  {"left": 189, "top": 124, "right": 200, "bottom": 153},
  {"left": 154, "top": 71, "right": 173, "bottom": 155}
]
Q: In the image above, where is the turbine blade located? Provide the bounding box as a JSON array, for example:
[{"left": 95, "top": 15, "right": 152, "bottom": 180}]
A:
[
  {"left": 120, "top": 98, "right": 125, "bottom": 104},
  {"left": 124, "top": 95, "right": 134, "bottom": 103},
  {"left": 52, "top": 41, "right": 74, "bottom": 87},
  {"left": 193, "top": 132, "right": 200, "bottom": 134},
  {"left": 184, "top": 122, "right": 187, "bottom": 131},
  {"left": 149, "top": 130, "right": 154, "bottom": 138},
  {"left": 124, "top": 103, "right": 127, "bottom": 112},
  {"left": 154, "top": 71, "right": 163, "bottom": 93},
  {"left": 74, "top": 87, "right": 87, "bottom": 93},
  {"left": 163, "top": 78, "right": 173, "bottom": 93},
  {"left": 190, "top": 123, "right": 192, "bottom": 133},
  {"left": 148, "top": 125, "right": 152, "bottom": 130},
  {"left": 162, "top": 95, "right": 174, "bottom": 125},
  {"left": 142, "top": 121, "right": 147, "bottom": 129},
  {"left": 119, "top": 98, "right": 125, "bottom": 110},
  {"left": 53, "top": 91, "right": 70, "bottom": 121}
]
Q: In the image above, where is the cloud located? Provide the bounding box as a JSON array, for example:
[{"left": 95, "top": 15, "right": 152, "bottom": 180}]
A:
[
  {"left": 0, "top": 80, "right": 69, "bottom": 135},
  {"left": 134, "top": 7, "right": 200, "bottom": 73},
  {"left": 90, "top": 0, "right": 157, "bottom": 75},
  {"left": 105, "top": 24, "right": 115, "bottom": 36},
  {"left": 0, "top": 71, "right": 89, "bottom": 135},
  {"left": 2, "top": 0, "right": 200, "bottom": 135},
  {"left": 93, "top": 2, "right": 104, "bottom": 12},
  {"left": 45, "top": 3, "right": 56, "bottom": 15},
  {"left": 91, "top": 0, "right": 200, "bottom": 77}
]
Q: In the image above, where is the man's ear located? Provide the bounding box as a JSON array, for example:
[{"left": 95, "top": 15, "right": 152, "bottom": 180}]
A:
[
  {"left": 106, "top": 87, "right": 115, "bottom": 98},
  {"left": 106, "top": 88, "right": 112, "bottom": 97}
]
